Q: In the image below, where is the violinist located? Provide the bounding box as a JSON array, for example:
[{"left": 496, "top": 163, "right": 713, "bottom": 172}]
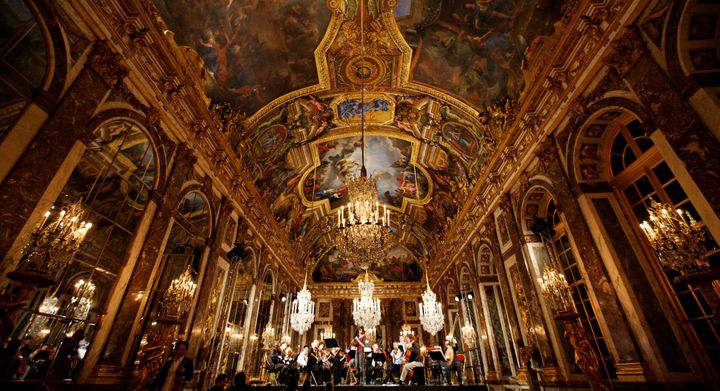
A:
[
  {"left": 269, "top": 341, "right": 286, "bottom": 374},
  {"left": 350, "top": 328, "right": 369, "bottom": 385},
  {"left": 331, "top": 348, "right": 347, "bottom": 385},
  {"left": 367, "top": 344, "right": 386, "bottom": 384},
  {"left": 383, "top": 341, "right": 405, "bottom": 384},
  {"left": 399, "top": 335, "right": 423, "bottom": 385}
]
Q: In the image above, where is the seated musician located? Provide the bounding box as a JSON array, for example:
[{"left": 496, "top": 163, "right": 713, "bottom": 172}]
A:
[
  {"left": 296, "top": 347, "right": 309, "bottom": 369},
  {"left": 269, "top": 341, "right": 286, "bottom": 373},
  {"left": 383, "top": 341, "right": 405, "bottom": 384},
  {"left": 367, "top": 344, "right": 386, "bottom": 384},
  {"left": 399, "top": 335, "right": 424, "bottom": 385}
]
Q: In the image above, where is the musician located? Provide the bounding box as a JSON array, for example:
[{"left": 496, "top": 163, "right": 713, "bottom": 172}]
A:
[
  {"left": 316, "top": 342, "right": 332, "bottom": 383},
  {"left": 307, "top": 340, "right": 323, "bottom": 384},
  {"left": 269, "top": 341, "right": 286, "bottom": 373},
  {"left": 150, "top": 341, "right": 194, "bottom": 391},
  {"left": 367, "top": 344, "right": 386, "bottom": 384},
  {"left": 383, "top": 341, "right": 405, "bottom": 384},
  {"left": 296, "top": 347, "right": 309, "bottom": 369},
  {"left": 350, "top": 328, "right": 369, "bottom": 385},
  {"left": 331, "top": 348, "right": 347, "bottom": 385},
  {"left": 399, "top": 335, "right": 423, "bottom": 385}
]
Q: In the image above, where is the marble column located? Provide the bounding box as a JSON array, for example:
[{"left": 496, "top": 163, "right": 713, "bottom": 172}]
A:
[
  {"left": 0, "top": 42, "right": 123, "bottom": 275},
  {"left": 543, "top": 145, "right": 651, "bottom": 380},
  {"left": 96, "top": 143, "right": 197, "bottom": 370}
]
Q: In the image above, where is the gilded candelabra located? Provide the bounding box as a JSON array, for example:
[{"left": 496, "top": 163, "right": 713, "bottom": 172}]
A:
[
  {"left": 539, "top": 263, "right": 610, "bottom": 391},
  {"left": 639, "top": 199, "right": 720, "bottom": 319},
  {"left": 160, "top": 265, "right": 197, "bottom": 322}
]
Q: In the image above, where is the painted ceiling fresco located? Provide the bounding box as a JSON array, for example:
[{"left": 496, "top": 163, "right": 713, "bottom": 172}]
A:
[
  {"left": 312, "top": 245, "right": 423, "bottom": 283},
  {"left": 396, "top": 0, "right": 563, "bottom": 108},
  {"left": 159, "top": 0, "right": 562, "bottom": 281},
  {"left": 302, "top": 135, "right": 430, "bottom": 210},
  {"left": 155, "top": 0, "right": 329, "bottom": 115}
]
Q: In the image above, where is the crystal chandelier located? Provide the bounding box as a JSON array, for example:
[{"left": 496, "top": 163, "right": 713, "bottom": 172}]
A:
[
  {"left": 333, "top": 6, "right": 394, "bottom": 270},
  {"left": 639, "top": 198, "right": 708, "bottom": 271},
  {"left": 419, "top": 274, "right": 444, "bottom": 335},
  {"left": 261, "top": 322, "right": 276, "bottom": 347},
  {"left": 29, "top": 296, "right": 59, "bottom": 337},
  {"left": 70, "top": 278, "right": 96, "bottom": 320},
  {"left": 352, "top": 271, "right": 381, "bottom": 330},
  {"left": 539, "top": 265, "right": 574, "bottom": 312},
  {"left": 161, "top": 265, "right": 197, "bottom": 319},
  {"left": 14, "top": 202, "right": 92, "bottom": 279},
  {"left": 290, "top": 272, "right": 315, "bottom": 334}
]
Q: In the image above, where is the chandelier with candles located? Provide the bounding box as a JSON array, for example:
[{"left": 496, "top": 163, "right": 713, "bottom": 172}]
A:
[
  {"left": 352, "top": 271, "right": 381, "bottom": 330},
  {"left": 290, "top": 272, "right": 315, "bottom": 334},
  {"left": 333, "top": 2, "right": 395, "bottom": 270},
  {"left": 161, "top": 265, "right": 197, "bottom": 320},
  {"left": 639, "top": 198, "right": 708, "bottom": 271},
  {"left": 419, "top": 272, "right": 444, "bottom": 335},
  {"left": 70, "top": 278, "right": 96, "bottom": 320},
  {"left": 13, "top": 202, "right": 92, "bottom": 281}
]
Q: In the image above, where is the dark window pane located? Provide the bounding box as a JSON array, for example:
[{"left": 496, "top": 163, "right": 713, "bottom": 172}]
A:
[
  {"left": 624, "top": 185, "right": 641, "bottom": 205},
  {"left": 627, "top": 120, "right": 645, "bottom": 138},
  {"left": 665, "top": 180, "right": 688, "bottom": 205},
  {"left": 635, "top": 175, "right": 654, "bottom": 197},
  {"left": 623, "top": 146, "right": 637, "bottom": 168},
  {"left": 636, "top": 137, "right": 654, "bottom": 152},
  {"left": 652, "top": 161, "right": 674, "bottom": 184}
]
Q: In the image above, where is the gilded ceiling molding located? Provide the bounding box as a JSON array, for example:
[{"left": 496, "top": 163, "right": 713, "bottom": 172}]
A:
[
  {"left": 78, "top": 0, "right": 305, "bottom": 287},
  {"left": 430, "top": 0, "right": 638, "bottom": 283}
]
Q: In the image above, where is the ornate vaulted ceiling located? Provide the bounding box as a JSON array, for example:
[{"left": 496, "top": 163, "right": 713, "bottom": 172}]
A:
[{"left": 157, "top": 0, "right": 564, "bottom": 282}]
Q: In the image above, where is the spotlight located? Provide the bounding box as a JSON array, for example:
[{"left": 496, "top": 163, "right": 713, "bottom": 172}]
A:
[
  {"left": 467, "top": 292, "right": 473, "bottom": 300},
  {"left": 455, "top": 294, "right": 461, "bottom": 302},
  {"left": 279, "top": 293, "right": 287, "bottom": 302}
]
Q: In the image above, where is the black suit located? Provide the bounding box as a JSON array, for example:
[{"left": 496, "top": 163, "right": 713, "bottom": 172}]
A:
[{"left": 151, "top": 356, "right": 194, "bottom": 390}]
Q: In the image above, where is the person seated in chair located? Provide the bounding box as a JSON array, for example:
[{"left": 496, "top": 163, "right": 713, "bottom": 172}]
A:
[
  {"left": 367, "top": 344, "right": 386, "bottom": 385},
  {"left": 399, "top": 336, "right": 424, "bottom": 385}
]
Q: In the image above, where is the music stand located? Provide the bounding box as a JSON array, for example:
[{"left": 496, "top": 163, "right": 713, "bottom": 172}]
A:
[
  {"left": 371, "top": 353, "right": 386, "bottom": 364},
  {"left": 324, "top": 338, "right": 339, "bottom": 348},
  {"left": 428, "top": 350, "right": 446, "bottom": 385}
]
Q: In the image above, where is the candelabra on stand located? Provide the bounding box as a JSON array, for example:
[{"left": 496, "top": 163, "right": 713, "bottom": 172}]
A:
[
  {"left": 261, "top": 323, "right": 276, "bottom": 348},
  {"left": 639, "top": 199, "right": 720, "bottom": 316},
  {"left": 0, "top": 202, "right": 92, "bottom": 342},
  {"left": 539, "top": 265, "right": 611, "bottom": 391}
]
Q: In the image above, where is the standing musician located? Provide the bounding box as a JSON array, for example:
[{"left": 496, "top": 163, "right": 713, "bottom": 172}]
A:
[
  {"left": 307, "top": 340, "right": 323, "bottom": 384},
  {"left": 399, "top": 335, "right": 424, "bottom": 385},
  {"left": 383, "top": 341, "right": 405, "bottom": 384},
  {"left": 350, "top": 328, "right": 369, "bottom": 385}
]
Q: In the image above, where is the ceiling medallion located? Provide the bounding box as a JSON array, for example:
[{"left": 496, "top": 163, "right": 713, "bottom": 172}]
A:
[{"left": 343, "top": 54, "right": 387, "bottom": 86}]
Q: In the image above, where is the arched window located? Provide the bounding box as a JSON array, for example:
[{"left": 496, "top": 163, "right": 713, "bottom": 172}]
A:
[
  {"left": 0, "top": 0, "right": 49, "bottom": 139},
  {"left": 11, "top": 119, "right": 157, "bottom": 379},
  {"left": 608, "top": 117, "right": 720, "bottom": 373},
  {"left": 524, "top": 187, "right": 615, "bottom": 379}
]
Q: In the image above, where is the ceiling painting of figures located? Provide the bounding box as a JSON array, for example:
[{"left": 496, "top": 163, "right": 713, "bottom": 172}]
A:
[
  {"left": 396, "top": 0, "right": 563, "bottom": 108},
  {"left": 302, "top": 134, "right": 431, "bottom": 211},
  {"left": 312, "top": 245, "right": 423, "bottom": 283},
  {"left": 155, "top": 0, "right": 330, "bottom": 116}
]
